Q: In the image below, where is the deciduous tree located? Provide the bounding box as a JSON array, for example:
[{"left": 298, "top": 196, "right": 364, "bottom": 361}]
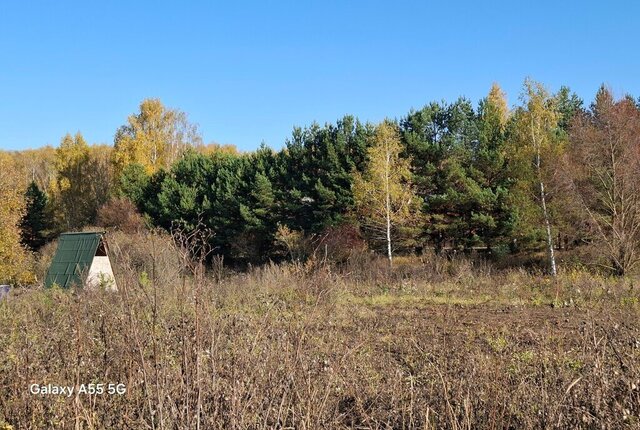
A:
[
  {"left": 353, "top": 121, "right": 421, "bottom": 265},
  {"left": 55, "top": 134, "right": 112, "bottom": 230},
  {"left": 512, "top": 79, "right": 562, "bottom": 276},
  {"left": 0, "top": 153, "right": 33, "bottom": 284},
  {"left": 112, "top": 98, "right": 202, "bottom": 175},
  {"left": 567, "top": 86, "right": 640, "bottom": 275}
]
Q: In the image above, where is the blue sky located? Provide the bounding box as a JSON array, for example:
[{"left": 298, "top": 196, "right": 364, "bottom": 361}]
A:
[{"left": 1, "top": 0, "right": 638, "bottom": 151}]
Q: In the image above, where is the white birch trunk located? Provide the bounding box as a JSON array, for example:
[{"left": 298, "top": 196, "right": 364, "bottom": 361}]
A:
[
  {"left": 531, "top": 116, "right": 557, "bottom": 277},
  {"left": 535, "top": 146, "right": 557, "bottom": 277},
  {"left": 539, "top": 177, "right": 557, "bottom": 276},
  {"left": 385, "top": 149, "right": 393, "bottom": 266}
]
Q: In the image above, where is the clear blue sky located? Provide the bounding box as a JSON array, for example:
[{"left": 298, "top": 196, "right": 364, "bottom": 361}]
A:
[{"left": 1, "top": 0, "right": 638, "bottom": 151}]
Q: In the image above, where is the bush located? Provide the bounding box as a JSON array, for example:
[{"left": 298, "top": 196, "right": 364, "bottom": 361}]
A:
[
  {"left": 313, "top": 223, "right": 368, "bottom": 264},
  {"left": 96, "top": 197, "right": 145, "bottom": 234},
  {"left": 32, "top": 240, "right": 58, "bottom": 285},
  {"left": 106, "top": 230, "right": 181, "bottom": 289}
]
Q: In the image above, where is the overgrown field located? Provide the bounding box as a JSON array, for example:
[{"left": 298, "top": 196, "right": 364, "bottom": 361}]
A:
[{"left": 1, "top": 236, "right": 639, "bottom": 429}]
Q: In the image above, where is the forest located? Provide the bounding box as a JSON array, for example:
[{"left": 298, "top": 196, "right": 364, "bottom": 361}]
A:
[
  {"left": 2, "top": 79, "right": 640, "bottom": 429},
  {"left": 1, "top": 79, "right": 639, "bottom": 283}
]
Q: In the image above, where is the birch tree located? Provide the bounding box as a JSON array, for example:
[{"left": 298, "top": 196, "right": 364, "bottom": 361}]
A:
[
  {"left": 112, "top": 99, "right": 202, "bottom": 175},
  {"left": 515, "top": 79, "right": 562, "bottom": 276},
  {"left": 353, "top": 121, "right": 420, "bottom": 265},
  {"left": 54, "top": 134, "right": 112, "bottom": 229}
]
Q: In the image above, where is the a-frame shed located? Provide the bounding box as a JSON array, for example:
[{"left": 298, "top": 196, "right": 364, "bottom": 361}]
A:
[{"left": 45, "top": 232, "right": 117, "bottom": 290}]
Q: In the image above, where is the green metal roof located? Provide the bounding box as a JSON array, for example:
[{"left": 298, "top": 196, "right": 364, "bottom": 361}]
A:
[{"left": 45, "top": 232, "right": 106, "bottom": 288}]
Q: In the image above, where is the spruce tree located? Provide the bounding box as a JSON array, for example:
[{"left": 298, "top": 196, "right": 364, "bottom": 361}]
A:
[{"left": 20, "top": 181, "right": 50, "bottom": 250}]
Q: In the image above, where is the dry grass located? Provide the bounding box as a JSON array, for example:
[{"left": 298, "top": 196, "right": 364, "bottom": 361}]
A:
[{"left": 1, "top": 232, "right": 639, "bottom": 429}]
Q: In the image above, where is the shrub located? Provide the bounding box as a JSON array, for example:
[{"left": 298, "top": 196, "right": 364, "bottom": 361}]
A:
[
  {"left": 313, "top": 223, "right": 368, "bottom": 264},
  {"left": 96, "top": 197, "right": 145, "bottom": 234}
]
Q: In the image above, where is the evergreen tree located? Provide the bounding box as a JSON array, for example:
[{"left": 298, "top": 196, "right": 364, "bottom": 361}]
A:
[
  {"left": 473, "top": 84, "right": 518, "bottom": 249},
  {"left": 400, "top": 90, "right": 521, "bottom": 252},
  {"left": 119, "top": 162, "right": 150, "bottom": 207},
  {"left": 20, "top": 181, "right": 50, "bottom": 250},
  {"left": 279, "top": 116, "right": 372, "bottom": 233},
  {"left": 235, "top": 146, "right": 279, "bottom": 262},
  {"left": 154, "top": 150, "right": 246, "bottom": 262},
  {"left": 401, "top": 98, "right": 488, "bottom": 251},
  {"left": 554, "top": 86, "right": 584, "bottom": 132}
]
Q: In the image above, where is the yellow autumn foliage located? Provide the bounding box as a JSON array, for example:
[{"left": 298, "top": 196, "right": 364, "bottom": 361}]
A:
[
  {"left": 352, "top": 121, "right": 422, "bottom": 262},
  {"left": 112, "top": 99, "right": 202, "bottom": 175},
  {"left": 0, "top": 152, "right": 35, "bottom": 284},
  {"left": 486, "top": 82, "right": 510, "bottom": 131}
]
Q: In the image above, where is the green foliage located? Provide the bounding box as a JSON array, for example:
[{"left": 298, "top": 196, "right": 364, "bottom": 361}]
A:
[
  {"left": 118, "top": 163, "right": 149, "bottom": 206},
  {"left": 401, "top": 93, "right": 516, "bottom": 251},
  {"left": 125, "top": 116, "right": 373, "bottom": 264},
  {"left": 145, "top": 150, "right": 260, "bottom": 263},
  {"left": 118, "top": 88, "right": 582, "bottom": 265},
  {"left": 22, "top": 88, "right": 635, "bottom": 271},
  {"left": 554, "top": 86, "right": 583, "bottom": 132},
  {"left": 278, "top": 116, "right": 373, "bottom": 232},
  {"left": 19, "top": 182, "right": 50, "bottom": 250}
]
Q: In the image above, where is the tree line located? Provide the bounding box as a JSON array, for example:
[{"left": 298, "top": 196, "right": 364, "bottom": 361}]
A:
[{"left": 2, "top": 80, "right": 639, "bottom": 284}]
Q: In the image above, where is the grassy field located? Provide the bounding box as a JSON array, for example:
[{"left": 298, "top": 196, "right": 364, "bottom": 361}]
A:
[{"left": 1, "top": 234, "right": 639, "bottom": 429}]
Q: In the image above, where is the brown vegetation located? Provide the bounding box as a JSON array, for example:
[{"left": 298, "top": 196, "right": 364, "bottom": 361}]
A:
[
  {"left": 96, "top": 197, "right": 146, "bottom": 234},
  {"left": 566, "top": 90, "right": 640, "bottom": 275},
  {"left": 1, "top": 231, "right": 639, "bottom": 429}
]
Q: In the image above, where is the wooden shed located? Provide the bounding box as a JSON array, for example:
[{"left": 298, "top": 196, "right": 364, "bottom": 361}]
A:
[{"left": 44, "top": 232, "right": 117, "bottom": 290}]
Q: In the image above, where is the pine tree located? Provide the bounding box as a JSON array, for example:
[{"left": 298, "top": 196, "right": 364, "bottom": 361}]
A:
[
  {"left": 279, "top": 116, "right": 372, "bottom": 233},
  {"left": 118, "top": 163, "right": 150, "bottom": 207},
  {"left": 473, "top": 83, "right": 517, "bottom": 249},
  {"left": 402, "top": 98, "right": 486, "bottom": 251},
  {"left": 554, "top": 86, "right": 584, "bottom": 132}
]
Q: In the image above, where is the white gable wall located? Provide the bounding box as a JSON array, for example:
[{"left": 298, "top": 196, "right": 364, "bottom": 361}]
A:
[{"left": 86, "top": 256, "right": 117, "bottom": 290}]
